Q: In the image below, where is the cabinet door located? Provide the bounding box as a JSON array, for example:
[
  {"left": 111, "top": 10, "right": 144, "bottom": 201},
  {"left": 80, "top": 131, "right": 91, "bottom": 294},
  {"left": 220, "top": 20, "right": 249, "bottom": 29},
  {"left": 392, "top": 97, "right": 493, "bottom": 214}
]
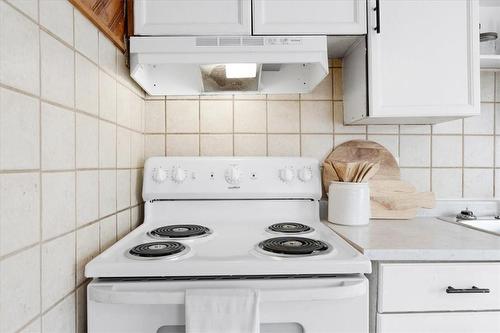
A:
[
  {"left": 134, "top": 0, "right": 251, "bottom": 35},
  {"left": 253, "top": 0, "right": 366, "bottom": 35},
  {"left": 378, "top": 312, "right": 500, "bottom": 333},
  {"left": 367, "top": 0, "right": 479, "bottom": 120}
]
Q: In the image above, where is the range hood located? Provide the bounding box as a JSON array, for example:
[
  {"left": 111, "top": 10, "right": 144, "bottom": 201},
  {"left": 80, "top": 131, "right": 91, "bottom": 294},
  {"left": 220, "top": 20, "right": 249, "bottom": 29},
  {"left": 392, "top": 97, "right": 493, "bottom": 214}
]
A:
[{"left": 129, "top": 36, "right": 328, "bottom": 96}]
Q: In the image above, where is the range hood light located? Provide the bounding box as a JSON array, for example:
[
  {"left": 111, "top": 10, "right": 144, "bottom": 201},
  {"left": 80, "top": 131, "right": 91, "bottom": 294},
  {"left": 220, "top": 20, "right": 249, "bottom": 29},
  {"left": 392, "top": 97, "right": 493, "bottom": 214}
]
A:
[{"left": 225, "top": 63, "right": 257, "bottom": 79}]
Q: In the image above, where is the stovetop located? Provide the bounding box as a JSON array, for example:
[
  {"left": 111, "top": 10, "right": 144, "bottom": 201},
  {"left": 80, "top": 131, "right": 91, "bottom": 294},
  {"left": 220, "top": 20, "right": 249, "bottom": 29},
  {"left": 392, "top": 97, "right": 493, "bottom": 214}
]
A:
[{"left": 85, "top": 157, "right": 371, "bottom": 278}]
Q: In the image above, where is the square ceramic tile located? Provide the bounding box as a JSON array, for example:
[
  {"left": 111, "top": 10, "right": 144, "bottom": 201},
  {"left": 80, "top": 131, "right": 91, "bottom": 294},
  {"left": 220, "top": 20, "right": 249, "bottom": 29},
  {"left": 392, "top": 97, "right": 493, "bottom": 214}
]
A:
[
  {"left": 367, "top": 125, "right": 398, "bottom": 134},
  {"left": 76, "top": 170, "right": 98, "bottom": 227},
  {"left": 41, "top": 233, "right": 75, "bottom": 310},
  {"left": 200, "top": 135, "right": 233, "bottom": 156},
  {"left": 400, "top": 125, "right": 431, "bottom": 134},
  {"left": 145, "top": 134, "right": 166, "bottom": 159},
  {"left": 116, "top": 84, "right": 131, "bottom": 128},
  {"left": 166, "top": 95, "right": 199, "bottom": 100},
  {"left": 431, "top": 168, "right": 462, "bottom": 198},
  {"left": 41, "top": 172, "right": 75, "bottom": 240},
  {"left": 301, "top": 71, "right": 332, "bottom": 100},
  {"left": 0, "top": 246, "right": 40, "bottom": 333},
  {"left": 99, "top": 170, "right": 116, "bottom": 217},
  {"left": 334, "top": 134, "right": 366, "bottom": 147},
  {"left": 464, "top": 168, "right": 493, "bottom": 198},
  {"left": 480, "top": 71, "right": 495, "bottom": 102},
  {"left": 166, "top": 134, "right": 199, "bottom": 156},
  {"left": 5, "top": 0, "right": 38, "bottom": 21},
  {"left": 400, "top": 168, "right": 430, "bottom": 192},
  {"left": 74, "top": 10, "right": 98, "bottom": 62},
  {"left": 41, "top": 102, "right": 75, "bottom": 170},
  {"left": 99, "top": 70, "right": 117, "bottom": 122},
  {"left": 464, "top": 136, "right": 494, "bottom": 167},
  {"left": 145, "top": 100, "right": 166, "bottom": 133},
  {"left": 496, "top": 137, "right": 500, "bottom": 167},
  {"left": 267, "top": 93, "right": 299, "bottom": 100},
  {"left": 0, "top": 88, "right": 39, "bottom": 169},
  {"left": 300, "top": 135, "right": 333, "bottom": 161},
  {"left": 432, "top": 136, "right": 462, "bottom": 167},
  {"left": 117, "top": 169, "right": 131, "bottom": 210},
  {"left": 99, "top": 121, "right": 116, "bottom": 168},
  {"left": 117, "top": 127, "right": 131, "bottom": 168},
  {"left": 100, "top": 215, "right": 117, "bottom": 251},
  {"left": 234, "top": 101, "right": 266, "bottom": 133},
  {"left": 367, "top": 135, "right": 398, "bottom": 159},
  {"left": 332, "top": 68, "right": 343, "bottom": 101},
  {"left": 99, "top": 32, "right": 116, "bottom": 75},
  {"left": 0, "top": 173, "right": 40, "bottom": 256},
  {"left": 76, "top": 223, "right": 99, "bottom": 284},
  {"left": 130, "top": 169, "right": 143, "bottom": 205},
  {"left": 268, "top": 134, "right": 300, "bottom": 156},
  {"left": 42, "top": 293, "right": 75, "bottom": 333},
  {"left": 267, "top": 101, "right": 300, "bottom": 133},
  {"left": 131, "top": 206, "right": 142, "bottom": 229},
  {"left": 333, "top": 102, "right": 365, "bottom": 134},
  {"left": 495, "top": 169, "right": 500, "bottom": 198},
  {"left": 129, "top": 95, "right": 144, "bottom": 132},
  {"left": 234, "top": 94, "right": 266, "bottom": 100},
  {"left": 39, "top": 0, "right": 73, "bottom": 45},
  {"left": 199, "top": 95, "right": 232, "bottom": 100},
  {"left": 200, "top": 101, "right": 233, "bottom": 133},
  {"left": 496, "top": 74, "right": 500, "bottom": 102},
  {"left": 399, "top": 135, "right": 430, "bottom": 167},
  {"left": 130, "top": 132, "right": 145, "bottom": 168},
  {"left": 234, "top": 134, "right": 267, "bottom": 156},
  {"left": 0, "top": 2, "right": 39, "bottom": 95},
  {"left": 300, "top": 101, "right": 333, "bottom": 133},
  {"left": 166, "top": 100, "right": 199, "bottom": 133},
  {"left": 76, "top": 113, "right": 98, "bottom": 168},
  {"left": 75, "top": 54, "right": 99, "bottom": 116},
  {"left": 432, "top": 119, "right": 463, "bottom": 134},
  {"left": 464, "top": 103, "right": 494, "bottom": 134},
  {"left": 40, "top": 32, "right": 74, "bottom": 107},
  {"left": 117, "top": 209, "right": 131, "bottom": 240},
  {"left": 495, "top": 103, "right": 500, "bottom": 133}
]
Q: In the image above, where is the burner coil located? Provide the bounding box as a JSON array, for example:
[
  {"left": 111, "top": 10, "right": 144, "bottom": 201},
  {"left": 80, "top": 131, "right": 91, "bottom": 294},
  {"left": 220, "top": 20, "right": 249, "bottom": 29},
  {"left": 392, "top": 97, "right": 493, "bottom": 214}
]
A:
[
  {"left": 268, "top": 223, "right": 311, "bottom": 234},
  {"left": 129, "top": 241, "right": 186, "bottom": 258},
  {"left": 259, "top": 237, "right": 329, "bottom": 255},
  {"left": 150, "top": 224, "right": 210, "bottom": 239}
]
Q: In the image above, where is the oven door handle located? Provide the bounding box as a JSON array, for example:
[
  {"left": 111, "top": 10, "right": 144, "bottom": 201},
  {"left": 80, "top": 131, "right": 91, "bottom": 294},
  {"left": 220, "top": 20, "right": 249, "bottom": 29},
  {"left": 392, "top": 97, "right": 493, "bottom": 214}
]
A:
[{"left": 89, "top": 279, "right": 366, "bottom": 305}]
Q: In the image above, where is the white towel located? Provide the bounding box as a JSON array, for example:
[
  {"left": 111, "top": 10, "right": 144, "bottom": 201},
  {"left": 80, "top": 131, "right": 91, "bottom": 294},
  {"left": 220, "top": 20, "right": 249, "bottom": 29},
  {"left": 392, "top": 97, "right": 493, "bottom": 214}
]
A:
[{"left": 185, "top": 288, "right": 260, "bottom": 333}]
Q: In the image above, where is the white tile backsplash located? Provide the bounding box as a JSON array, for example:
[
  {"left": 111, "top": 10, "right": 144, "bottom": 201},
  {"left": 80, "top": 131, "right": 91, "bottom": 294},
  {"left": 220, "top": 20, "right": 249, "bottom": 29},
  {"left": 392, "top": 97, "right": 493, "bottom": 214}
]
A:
[
  {"left": 464, "top": 136, "right": 494, "bottom": 167},
  {"left": 40, "top": 31, "right": 74, "bottom": 108},
  {"left": 464, "top": 103, "right": 494, "bottom": 134},
  {"left": 432, "top": 135, "right": 462, "bottom": 167},
  {"left": 41, "top": 172, "right": 75, "bottom": 240},
  {"left": 0, "top": 173, "right": 40, "bottom": 256},
  {"left": 234, "top": 100, "right": 267, "bottom": 133},
  {"left": 464, "top": 168, "right": 494, "bottom": 198},
  {"left": 0, "top": 2, "right": 145, "bottom": 331},
  {"left": 432, "top": 168, "right": 463, "bottom": 198},
  {"left": 234, "top": 134, "right": 267, "bottom": 156},
  {"left": 399, "top": 135, "right": 431, "bottom": 167},
  {"left": 300, "top": 101, "right": 333, "bottom": 133},
  {"left": 0, "top": 88, "right": 40, "bottom": 170},
  {"left": 200, "top": 100, "right": 233, "bottom": 133},
  {"left": 267, "top": 101, "right": 300, "bottom": 133},
  {"left": 41, "top": 232, "right": 75, "bottom": 310},
  {"left": 0, "top": 1, "right": 40, "bottom": 95}
]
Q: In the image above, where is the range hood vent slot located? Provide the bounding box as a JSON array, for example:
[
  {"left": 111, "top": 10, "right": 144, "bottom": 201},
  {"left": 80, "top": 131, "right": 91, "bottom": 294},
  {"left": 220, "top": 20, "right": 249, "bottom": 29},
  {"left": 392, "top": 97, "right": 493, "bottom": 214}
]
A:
[{"left": 196, "top": 37, "right": 218, "bottom": 47}]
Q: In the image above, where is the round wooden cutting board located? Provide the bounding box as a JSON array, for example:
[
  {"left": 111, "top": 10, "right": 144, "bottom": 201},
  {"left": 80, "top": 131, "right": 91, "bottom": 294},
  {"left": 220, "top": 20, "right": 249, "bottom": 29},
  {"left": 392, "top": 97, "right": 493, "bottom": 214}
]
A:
[{"left": 324, "top": 140, "right": 400, "bottom": 181}]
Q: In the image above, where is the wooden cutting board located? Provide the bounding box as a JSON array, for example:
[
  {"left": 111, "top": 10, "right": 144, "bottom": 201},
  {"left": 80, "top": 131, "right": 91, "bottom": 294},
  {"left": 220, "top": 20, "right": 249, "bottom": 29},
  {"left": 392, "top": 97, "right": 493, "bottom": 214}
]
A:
[{"left": 322, "top": 140, "right": 435, "bottom": 220}]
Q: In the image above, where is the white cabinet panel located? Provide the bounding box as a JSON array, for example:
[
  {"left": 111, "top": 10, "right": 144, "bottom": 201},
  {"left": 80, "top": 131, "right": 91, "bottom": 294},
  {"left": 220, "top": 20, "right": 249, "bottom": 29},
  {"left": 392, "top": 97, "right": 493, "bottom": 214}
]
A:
[
  {"left": 378, "top": 263, "right": 500, "bottom": 313},
  {"left": 253, "top": 0, "right": 366, "bottom": 35},
  {"left": 366, "top": 0, "right": 480, "bottom": 121},
  {"left": 378, "top": 312, "right": 500, "bottom": 333},
  {"left": 134, "top": 0, "right": 251, "bottom": 35}
]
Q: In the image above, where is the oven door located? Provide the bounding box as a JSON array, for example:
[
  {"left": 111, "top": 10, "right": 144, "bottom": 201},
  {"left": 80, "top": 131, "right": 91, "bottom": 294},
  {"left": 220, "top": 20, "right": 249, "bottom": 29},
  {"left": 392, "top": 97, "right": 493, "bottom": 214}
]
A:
[{"left": 88, "top": 275, "right": 368, "bottom": 333}]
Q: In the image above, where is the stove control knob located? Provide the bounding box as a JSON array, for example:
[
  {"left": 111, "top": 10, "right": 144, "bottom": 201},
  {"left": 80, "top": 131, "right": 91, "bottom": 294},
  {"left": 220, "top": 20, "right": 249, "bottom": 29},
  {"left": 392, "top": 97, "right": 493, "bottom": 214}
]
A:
[
  {"left": 279, "top": 167, "right": 295, "bottom": 183},
  {"left": 152, "top": 167, "right": 167, "bottom": 183},
  {"left": 171, "top": 167, "right": 186, "bottom": 183},
  {"left": 225, "top": 166, "right": 241, "bottom": 185},
  {"left": 298, "top": 167, "right": 313, "bottom": 182}
]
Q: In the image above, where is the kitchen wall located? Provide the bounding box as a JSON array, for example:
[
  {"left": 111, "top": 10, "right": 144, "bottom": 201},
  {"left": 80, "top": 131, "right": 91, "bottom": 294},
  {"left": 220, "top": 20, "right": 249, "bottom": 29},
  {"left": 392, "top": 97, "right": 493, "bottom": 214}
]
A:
[
  {"left": 144, "top": 66, "right": 500, "bottom": 199},
  {"left": 0, "top": 1, "right": 145, "bottom": 332}
]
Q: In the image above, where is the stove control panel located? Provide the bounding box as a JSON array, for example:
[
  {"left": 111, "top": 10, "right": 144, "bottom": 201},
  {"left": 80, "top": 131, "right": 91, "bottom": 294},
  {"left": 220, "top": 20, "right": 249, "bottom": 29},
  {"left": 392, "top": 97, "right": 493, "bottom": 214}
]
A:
[{"left": 143, "top": 157, "right": 321, "bottom": 201}]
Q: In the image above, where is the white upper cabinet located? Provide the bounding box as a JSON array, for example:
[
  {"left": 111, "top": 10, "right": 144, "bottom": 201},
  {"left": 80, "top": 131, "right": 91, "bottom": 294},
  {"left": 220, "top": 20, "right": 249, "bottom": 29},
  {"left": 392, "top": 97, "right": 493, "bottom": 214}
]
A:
[
  {"left": 345, "top": 0, "right": 480, "bottom": 124},
  {"left": 253, "top": 0, "right": 367, "bottom": 35},
  {"left": 134, "top": 0, "right": 252, "bottom": 35}
]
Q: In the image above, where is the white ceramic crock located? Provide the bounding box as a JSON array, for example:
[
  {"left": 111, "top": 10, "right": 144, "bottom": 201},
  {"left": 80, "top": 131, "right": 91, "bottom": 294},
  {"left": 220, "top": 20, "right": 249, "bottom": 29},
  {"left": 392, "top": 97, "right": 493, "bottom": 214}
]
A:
[{"left": 328, "top": 181, "right": 370, "bottom": 226}]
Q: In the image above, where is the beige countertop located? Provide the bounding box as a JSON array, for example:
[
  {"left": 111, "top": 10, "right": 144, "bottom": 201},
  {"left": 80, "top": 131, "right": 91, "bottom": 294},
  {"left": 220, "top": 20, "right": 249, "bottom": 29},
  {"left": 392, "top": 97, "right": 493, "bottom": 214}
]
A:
[{"left": 324, "top": 217, "right": 500, "bottom": 261}]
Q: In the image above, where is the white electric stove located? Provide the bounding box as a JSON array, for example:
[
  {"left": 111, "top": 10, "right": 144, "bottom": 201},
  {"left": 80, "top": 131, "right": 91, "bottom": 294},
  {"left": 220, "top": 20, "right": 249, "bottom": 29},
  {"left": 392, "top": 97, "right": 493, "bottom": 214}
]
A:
[{"left": 86, "top": 157, "right": 371, "bottom": 333}]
